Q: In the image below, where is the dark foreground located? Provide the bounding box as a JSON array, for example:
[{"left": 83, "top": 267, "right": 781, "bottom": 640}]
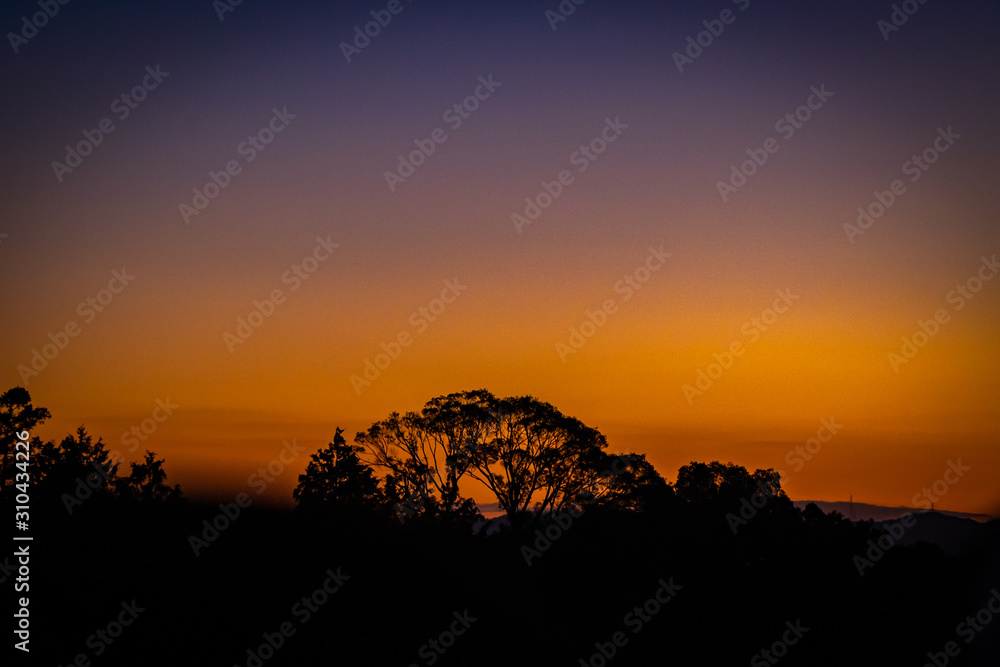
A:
[{"left": 12, "top": 499, "right": 1000, "bottom": 667}]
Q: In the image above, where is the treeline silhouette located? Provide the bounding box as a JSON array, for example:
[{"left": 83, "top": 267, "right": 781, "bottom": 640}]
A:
[
  {"left": 4, "top": 387, "right": 998, "bottom": 666},
  {"left": 1, "top": 387, "right": 182, "bottom": 512}
]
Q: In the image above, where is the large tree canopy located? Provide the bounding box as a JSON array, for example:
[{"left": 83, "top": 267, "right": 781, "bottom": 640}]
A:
[
  {"left": 295, "top": 390, "right": 673, "bottom": 529},
  {"left": 355, "top": 389, "right": 651, "bottom": 528},
  {"left": 458, "top": 392, "right": 610, "bottom": 524},
  {"left": 355, "top": 401, "right": 481, "bottom": 524}
]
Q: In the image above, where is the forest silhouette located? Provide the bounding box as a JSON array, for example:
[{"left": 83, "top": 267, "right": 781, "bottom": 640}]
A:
[{"left": 3, "top": 386, "right": 999, "bottom": 666}]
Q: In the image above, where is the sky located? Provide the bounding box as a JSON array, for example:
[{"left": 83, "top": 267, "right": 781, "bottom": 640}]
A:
[{"left": 2, "top": 0, "right": 999, "bottom": 515}]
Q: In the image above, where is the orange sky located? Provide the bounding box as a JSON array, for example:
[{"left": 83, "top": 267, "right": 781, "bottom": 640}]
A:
[
  {"left": 3, "top": 0, "right": 999, "bottom": 517},
  {"left": 12, "top": 233, "right": 1000, "bottom": 515}
]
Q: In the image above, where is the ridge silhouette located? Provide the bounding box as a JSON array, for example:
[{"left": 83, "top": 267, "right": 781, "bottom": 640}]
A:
[{"left": 4, "top": 386, "right": 998, "bottom": 666}]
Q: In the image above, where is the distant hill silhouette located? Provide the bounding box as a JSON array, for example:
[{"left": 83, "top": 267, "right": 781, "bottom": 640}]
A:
[
  {"left": 793, "top": 499, "right": 994, "bottom": 523},
  {"left": 874, "top": 511, "right": 999, "bottom": 558}
]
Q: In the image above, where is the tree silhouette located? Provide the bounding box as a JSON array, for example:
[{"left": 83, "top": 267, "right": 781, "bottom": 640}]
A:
[
  {"left": 460, "top": 392, "right": 610, "bottom": 528},
  {"left": 675, "top": 460, "right": 786, "bottom": 505},
  {"left": 0, "top": 386, "right": 51, "bottom": 497},
  {"left": 36, "top": 425, "right": 120, "bottom": 504},
  {"left": 355, "top": 401, "right": 481, "bottom": 522},
  {"left": 1, "top": 386, "right": 184, "bottom": 510},
  {"left": 294, "top": 427, "right": 387, "bottom": 518},
  {"left": 116, "top": 450, "right": 183, "bottom": 504},
  {"left": 0, "top": 389, "right": 980, "bottom": 666},
  {"left": 353, "top": 389, "right": 618, "bottom": 530},
  {"left": 586, "top": 452, "right": 675, "bottom": 512}
]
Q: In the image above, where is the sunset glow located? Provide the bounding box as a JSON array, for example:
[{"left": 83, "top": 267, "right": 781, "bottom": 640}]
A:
[{"left": 3, "top": 0, "right": 999, "bottom": 518}]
